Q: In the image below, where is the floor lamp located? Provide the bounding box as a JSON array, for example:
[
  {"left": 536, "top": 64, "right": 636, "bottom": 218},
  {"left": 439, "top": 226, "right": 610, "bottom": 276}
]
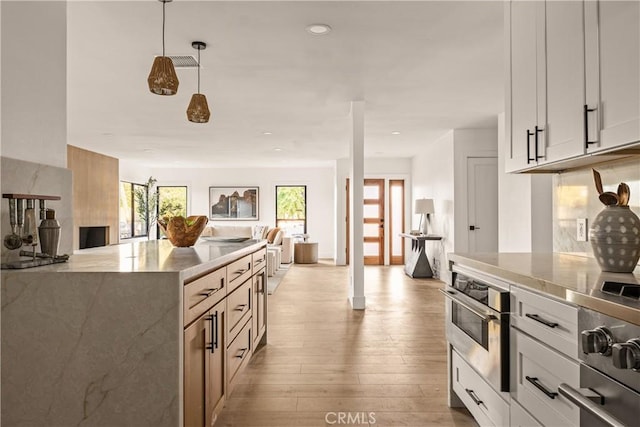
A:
[{"left": 415, "top": 198, "right": 434, "bottom": 235}]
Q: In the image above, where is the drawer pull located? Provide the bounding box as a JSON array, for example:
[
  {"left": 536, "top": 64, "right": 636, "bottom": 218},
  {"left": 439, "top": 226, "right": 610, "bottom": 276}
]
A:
[
  {"left": 465, "top": 388, "right": 483, "bottom": 406},
  {"left": 234, "top": 304, "right": 247, "bottom": 312},
  {"left": 235, "top": 348, "right": 248, "bottom": 359},
  {"left": 232, "top": 268, "right": 248, "bottom": 276},
  {"left": 526, "top": 376, "right": 558, "bottom": 399},
  {"left": 205, "top": 314, "right": 216, "bottom": 354},
  {"left": 199, "top": 288, "right": 219, "bottom": 297},
  {"left": 525, "top": 313, "right": 559, "bottom": 328}
]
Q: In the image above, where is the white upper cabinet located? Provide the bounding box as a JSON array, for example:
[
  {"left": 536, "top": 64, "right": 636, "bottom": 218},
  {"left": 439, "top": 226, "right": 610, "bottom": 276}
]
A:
[
  {"left": 585, "top": 0, "right": 640, "bottom": 153},
  {"left": 506, "top": 0, "right": 639, "bottom": 173}
]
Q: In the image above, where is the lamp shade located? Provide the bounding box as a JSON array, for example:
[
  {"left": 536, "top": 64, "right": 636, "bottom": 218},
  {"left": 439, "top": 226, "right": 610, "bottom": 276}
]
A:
[
  {"left": 187, "top": 93, "right": 211, "bottom": 123},
  {"left": 414, "top": 198, "right": 434, "bottom": 215},
  {"left": 148, "top": 56, "right": 179, "bottom": 95}
]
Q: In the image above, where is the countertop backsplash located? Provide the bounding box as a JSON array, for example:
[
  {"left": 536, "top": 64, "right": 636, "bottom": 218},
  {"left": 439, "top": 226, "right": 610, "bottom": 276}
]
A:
[
  {"left": 554, "top": 157, "right": 640, "bottom": 263},
  {"left": 1, "top": 156, "right": 73, "bottom": 263}
]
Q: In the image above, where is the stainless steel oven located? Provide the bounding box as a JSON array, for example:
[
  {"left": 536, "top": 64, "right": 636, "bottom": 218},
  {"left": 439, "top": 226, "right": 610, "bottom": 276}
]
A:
[
  {"left": 442, "top": 265, "right": 510, "bottom": 392},
  {"left": 560, "top": 298, "right": 640, "bottom": 427}
]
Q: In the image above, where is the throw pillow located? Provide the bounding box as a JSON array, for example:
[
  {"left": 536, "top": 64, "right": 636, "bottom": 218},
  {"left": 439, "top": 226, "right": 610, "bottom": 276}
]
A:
[
  {"left": 266, "top": 227, "right": 281, "bottom": 243},
  {"left": 272, "top": 230, "right": 284, "bottom": 246}
]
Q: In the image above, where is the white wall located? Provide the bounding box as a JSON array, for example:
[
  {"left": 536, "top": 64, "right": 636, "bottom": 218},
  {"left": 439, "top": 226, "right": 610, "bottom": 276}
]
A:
[
  {"left": 497, "top": 113, "right": 553, "bottom": 252},
  {"left": 411, "top": 131, "right": 455, "bottom": 281},
  {"left": 150, "top": 166, "right": 336, "bottom": 259},
  {"left": 1, "top": 1, "right": 67, "bottom": 168}
]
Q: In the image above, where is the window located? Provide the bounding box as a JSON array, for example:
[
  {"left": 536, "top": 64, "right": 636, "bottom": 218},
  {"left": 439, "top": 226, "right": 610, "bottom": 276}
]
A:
[
  {"left": 275, "top": 185, "right": 306, "bottom": 236},
  {"left": 157, "top": 186, "right": 188, "bottom": 237},
  {"left": 119, "top": 181, "right": 149, "bottom": 239}
]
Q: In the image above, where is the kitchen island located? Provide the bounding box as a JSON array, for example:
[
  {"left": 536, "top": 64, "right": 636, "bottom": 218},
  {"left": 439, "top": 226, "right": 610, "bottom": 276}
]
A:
[{"left": 1, "top": 238, "right": 267, "bottom": 427}]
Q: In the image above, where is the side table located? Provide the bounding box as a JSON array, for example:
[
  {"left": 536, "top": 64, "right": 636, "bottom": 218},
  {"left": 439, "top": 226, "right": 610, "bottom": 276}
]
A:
[
  {"left": 294, "top": 242, "right": 318, "bottom": 264},
  {"left": 399, "top": 233, "right": 442, "bottom": 278}
]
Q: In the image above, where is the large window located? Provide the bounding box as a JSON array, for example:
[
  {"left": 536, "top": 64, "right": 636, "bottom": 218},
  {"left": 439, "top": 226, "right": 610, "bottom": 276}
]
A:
[
  {"left": 275, "top": 185, "right": 307, "bottom": 236},
  {"left": 119, "top": 181, "right": 148, "bottom": 239},
  {"left": 157, "top": 186, "right": 188, "bottom": 237}
]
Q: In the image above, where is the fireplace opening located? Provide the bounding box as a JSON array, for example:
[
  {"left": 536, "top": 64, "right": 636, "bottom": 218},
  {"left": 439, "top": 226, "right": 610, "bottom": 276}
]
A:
[{"left": 79, "top": 226, "right": 109, "bottom": 249}]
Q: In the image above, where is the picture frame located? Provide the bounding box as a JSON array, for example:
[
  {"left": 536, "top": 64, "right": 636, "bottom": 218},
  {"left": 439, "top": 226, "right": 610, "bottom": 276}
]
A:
[{"left": 209, "top": 186, "right": 259, "bottom": 220}]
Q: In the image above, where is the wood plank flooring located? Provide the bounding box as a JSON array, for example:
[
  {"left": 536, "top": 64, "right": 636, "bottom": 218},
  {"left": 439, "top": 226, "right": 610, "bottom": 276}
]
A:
[{"left": 216, "top": 261, "right": 475, "bottom": 426}]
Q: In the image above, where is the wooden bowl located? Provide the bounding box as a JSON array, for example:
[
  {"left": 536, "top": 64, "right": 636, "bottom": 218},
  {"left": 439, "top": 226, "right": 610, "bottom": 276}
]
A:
[{"left": 158, "top": 215, "right": 208, "bottom": 247}]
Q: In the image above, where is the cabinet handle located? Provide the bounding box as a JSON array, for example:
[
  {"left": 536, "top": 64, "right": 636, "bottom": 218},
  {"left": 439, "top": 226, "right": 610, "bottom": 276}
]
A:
[
  {"left": 205, "top": 314, "right": 215, "bottom": 354},
  {"left": 232, "top": 268, "right": 247, "bottom": 276},
  {"left": 465, "top": 388, "right": 483, "bottom": 406},
  {"left": 199, "top": 288, "right": 218, "bottom": 297},
  {"left": 234, "top": 304, "right": 247, "bottom": 312},
  {"left": 525, "top": 313, "right": 559, "bottom": 328},
  {"left": 526, "top": 376, "right": 558, "bottom": 399},
  {"left": 534, "top": 126, "right": 544, "bottom": 160},
  {"left": 213, "top": 311, "right": 219, "bottom": 350},
  {"left": 235, "top": 348, "right": 248, "bottom": 359},
  {"left": 584, "top": 104, "right": 598, "bottom": 148},
  {"left": 526, "top": 129, "right": 535, "bottom": 164}
]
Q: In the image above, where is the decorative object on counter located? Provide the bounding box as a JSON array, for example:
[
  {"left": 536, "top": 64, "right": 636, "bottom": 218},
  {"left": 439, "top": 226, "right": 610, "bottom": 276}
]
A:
[
  {"left": 39, "top": 209, "right": 61, "bottom": 257},
  {"left": 158, "top": 215, "right": 208, "bottom": 247},
  {"left": 4, "top": 199, "right": 22, "bottom": 250},
  {"left": 147, "top": 0, "right": 179, "bottom": 95},
  {"left": 134, "top": 177, "right": 158, "bottom": 239},
  {"left": 589, "top": 169, "right": 640, "bottom": 273},
  {"left": 414, "top": 198, "right": 434, "bottom": 235},
  {"left": 186, "top": 41, "right": 210, "bottom": 123}
]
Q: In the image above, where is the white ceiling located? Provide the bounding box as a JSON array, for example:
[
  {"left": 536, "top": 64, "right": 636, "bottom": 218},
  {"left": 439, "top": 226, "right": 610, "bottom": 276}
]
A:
[{"left": 67, "top": 1, "right": 504, "bottom": 168}]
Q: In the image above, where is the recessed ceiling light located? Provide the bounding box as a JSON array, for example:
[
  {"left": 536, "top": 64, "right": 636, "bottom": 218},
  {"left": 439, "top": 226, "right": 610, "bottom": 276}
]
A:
[
  {"left": 274, "top": 148, "right": 282, "bottom": 152},
  {"left": 263, "top": 131, "right": 272, "bottom": 135},
  {"left": 306, "top": 24, "right": 332, "bottom": 35},
  {"left": 391, "top": 131, "right": 401, "bottom": 135},
  {"left": 143, "top": 149, "right": 153, "bottom": 153}
]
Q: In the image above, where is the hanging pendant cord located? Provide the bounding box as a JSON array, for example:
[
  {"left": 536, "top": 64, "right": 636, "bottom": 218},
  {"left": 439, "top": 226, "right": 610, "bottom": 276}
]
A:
[
  {"left": 197, "top": 48, "right": 201, "bottom": 94},
  {"left": 162, "top": 0, "right": 166, "bottom": 56}
]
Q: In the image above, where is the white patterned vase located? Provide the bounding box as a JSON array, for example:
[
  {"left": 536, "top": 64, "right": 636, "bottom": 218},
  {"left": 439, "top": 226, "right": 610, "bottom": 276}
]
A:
[{"left": 589, "top": 206, "right": 640, "bottom": 273}]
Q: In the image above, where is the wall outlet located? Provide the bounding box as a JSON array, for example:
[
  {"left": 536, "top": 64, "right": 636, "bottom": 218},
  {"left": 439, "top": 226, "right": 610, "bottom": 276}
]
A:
[{"left": 577, "top": 218, "right": 588, "bottom": 242}]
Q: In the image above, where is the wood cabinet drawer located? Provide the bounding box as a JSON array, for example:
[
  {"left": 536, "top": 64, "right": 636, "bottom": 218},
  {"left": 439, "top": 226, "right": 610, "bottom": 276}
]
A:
[
  {"left": 227, "top": 255, "right": 252, "bottom": 293},
  {"left": 184, "top": 267, "right": 226, "bottom": 326},
  {"left": 227, "top": 279, "right": 252, "bottom": 341},
  {"left": 226, "top": 318, "right": 252, "bottom": 395},
  {"left": 514, "top": 329, "right": 579, "bottom": 427},
  {"left": 511, "top": 285, "right": 578, "bottom": 359},
  {"left": 451, "top": 349, "right": 509, "bottom": 427},
  {"left": 252, "top": 248, "right": 267, "bottom": 274}
]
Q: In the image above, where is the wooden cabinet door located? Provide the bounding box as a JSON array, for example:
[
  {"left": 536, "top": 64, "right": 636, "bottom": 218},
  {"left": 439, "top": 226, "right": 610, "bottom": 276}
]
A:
[
  {"left": 542, "top": 0, "right": 587, "bottom": 163},
  {"left": 507, "top": 0, "right": 542, "bottom": 172},
  {"left": 184, "top": 313, "right": 210, "bottom": 427},
  {"left": 209, "top": 301, "right": 226, "bottom": 420},
  {"left": 585, "top": 0, "right": 640, "bottom": 152}
]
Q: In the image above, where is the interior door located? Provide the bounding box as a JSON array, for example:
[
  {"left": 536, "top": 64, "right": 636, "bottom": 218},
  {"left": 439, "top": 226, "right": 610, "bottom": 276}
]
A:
[
  {"left": 467, "top": 157, "right": 498, "bottom": 252},
  {"left": 363, "top": 179, "right": 385, "bottom": 265}
]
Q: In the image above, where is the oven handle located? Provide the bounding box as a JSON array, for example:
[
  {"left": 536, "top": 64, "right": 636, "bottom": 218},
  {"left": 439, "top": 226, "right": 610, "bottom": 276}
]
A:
[
  {"left": 558, "top": 383, "right": 626, "bottom": 427},
  {"left": 439, "top": 289, "right": 498, "bottom": 322}
]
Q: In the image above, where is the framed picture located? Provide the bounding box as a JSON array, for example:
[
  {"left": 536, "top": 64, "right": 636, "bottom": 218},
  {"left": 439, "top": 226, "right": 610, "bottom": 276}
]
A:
[{"left": 209, "top": 186, "right": 259, "bottom": 220}]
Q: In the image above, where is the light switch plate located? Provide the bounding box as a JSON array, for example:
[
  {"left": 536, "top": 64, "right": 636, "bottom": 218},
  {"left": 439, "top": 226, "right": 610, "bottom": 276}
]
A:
[{"left": 577, "top": 218, "right": 588, "bottom": 242}]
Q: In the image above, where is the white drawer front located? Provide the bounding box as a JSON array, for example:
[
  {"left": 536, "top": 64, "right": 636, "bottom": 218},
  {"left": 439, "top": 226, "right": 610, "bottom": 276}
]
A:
[
  {"left": 515, "top": 330, "right": 580, "bottom": 427},
  {"left": 511, "top": 399, "right": 542, "bottom": 427},
  {"left": 451, "top": 350, "right": 509, "bottom": 427},
  {"left": 511, "top": 285, "right": 578, "bottom": 359}
]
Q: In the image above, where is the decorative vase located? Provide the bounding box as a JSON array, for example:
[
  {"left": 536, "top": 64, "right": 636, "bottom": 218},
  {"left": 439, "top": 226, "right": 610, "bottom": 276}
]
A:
[
  {"left": 589, "top": 206, "right": 640, "bottom": 273},
  {"left": 157, "top": 215, "right": 208, "bottom": 247}
]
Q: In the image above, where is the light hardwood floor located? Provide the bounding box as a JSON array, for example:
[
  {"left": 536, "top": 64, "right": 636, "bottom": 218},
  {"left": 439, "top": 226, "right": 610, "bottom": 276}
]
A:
[{"left": 216, "top": 261, "right": 475, "bottom": 426}]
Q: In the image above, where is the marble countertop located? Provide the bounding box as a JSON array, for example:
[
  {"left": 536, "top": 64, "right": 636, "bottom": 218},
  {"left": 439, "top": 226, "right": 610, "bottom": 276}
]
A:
[
  {"left": 449, "top": 252, "right": 640, "bottom": 325},
  {"left": 1, "top": 239, "right": 266, "bottom": 281}
]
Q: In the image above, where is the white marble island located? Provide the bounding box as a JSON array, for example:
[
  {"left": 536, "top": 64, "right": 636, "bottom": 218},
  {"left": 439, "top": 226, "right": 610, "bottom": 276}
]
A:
[{"left": 1, "top": 239, "right": 266, "bottom": 427}]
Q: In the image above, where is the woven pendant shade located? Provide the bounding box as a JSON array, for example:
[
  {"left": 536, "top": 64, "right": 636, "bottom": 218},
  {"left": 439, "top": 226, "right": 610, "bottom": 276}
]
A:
[
  {"left": 187, "top": 93, "right": 210, "bottom": 123},
  {"left": 148, "top": 56, "right": 179, "bottom": 95}
]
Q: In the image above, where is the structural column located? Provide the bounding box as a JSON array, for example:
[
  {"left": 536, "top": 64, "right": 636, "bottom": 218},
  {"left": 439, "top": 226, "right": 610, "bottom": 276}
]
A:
[{"left": 348, "top": 101, "right": 365, "bottom": 310}]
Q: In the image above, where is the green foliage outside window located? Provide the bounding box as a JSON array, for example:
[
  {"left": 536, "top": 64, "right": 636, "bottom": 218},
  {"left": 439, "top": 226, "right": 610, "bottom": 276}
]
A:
[{"left": 276, "top": 186, "right": 306, "bottom": 220}]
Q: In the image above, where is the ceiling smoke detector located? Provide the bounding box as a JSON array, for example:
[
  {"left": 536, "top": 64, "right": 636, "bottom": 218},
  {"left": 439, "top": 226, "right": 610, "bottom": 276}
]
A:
[
  {"left": 166, "top": 55, "right": 199, "bottom": 68},
  {"left": 306, "top": 24, "right": 332, "bottom": 35}
]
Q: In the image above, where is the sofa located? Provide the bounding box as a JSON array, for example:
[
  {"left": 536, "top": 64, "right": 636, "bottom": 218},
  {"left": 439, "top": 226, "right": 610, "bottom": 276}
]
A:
[{"left": 200, "top": 225, "right": 253, "bottom": 238}]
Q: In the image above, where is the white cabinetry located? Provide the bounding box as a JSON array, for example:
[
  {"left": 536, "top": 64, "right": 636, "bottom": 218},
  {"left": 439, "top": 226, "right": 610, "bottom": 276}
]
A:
[
  {"left": 585, "top": 0, "right": 640, "bottom": 152},
  {"left": 506, "top": 0, "right": 639, "bottom": 173}
]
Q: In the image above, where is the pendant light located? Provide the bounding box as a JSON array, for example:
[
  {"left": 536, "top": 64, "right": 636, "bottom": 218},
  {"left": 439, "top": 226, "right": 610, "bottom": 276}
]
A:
[
  {"left": 187, "top": 41, "right": 211, "bottom": 123},
  {"left": 147, "top": 0, "right": 179, "bottom": 95}
]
